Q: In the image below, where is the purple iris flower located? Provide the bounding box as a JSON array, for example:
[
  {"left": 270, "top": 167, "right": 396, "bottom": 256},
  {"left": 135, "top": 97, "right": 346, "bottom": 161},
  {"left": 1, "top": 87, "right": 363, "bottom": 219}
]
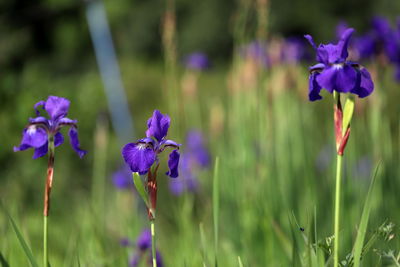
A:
[
  {"left": 169, "top": 130, "right": 210, "bottom": 195},
  {"left": 305, "top": 28, "right": 374, "bottom": 101},
  {"left": 13, "top": 96, "right": 87, "bottom": 158},
  {"left": 184, "top": 52, "right": 210, "bottom": 71},
  {"left": 282, "top": 37, "right": 308, "bottom": 64},
  {"left": 112, "top": 165, "right": 133, "bottom": 189},
  {"left": 122, "top": 110, "right": 180, "bottom": 178}
]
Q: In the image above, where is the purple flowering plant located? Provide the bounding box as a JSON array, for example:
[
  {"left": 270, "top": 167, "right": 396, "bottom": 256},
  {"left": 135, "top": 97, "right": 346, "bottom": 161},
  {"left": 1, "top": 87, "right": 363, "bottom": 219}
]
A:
[
  {"left": 121, "top": 109, "right": 180, "bottom": 267},
  {"left": 184, "top": 52, "right": 210, "bottom": 71},
  {"left": 13, "top": 95, "right": 86, "bottom": 267},
  {"left": 305, "top": 28, "right": 374, "bottom": 102},
  {"left": 305, "top": 28, "right": 374, "bottom": 267}
]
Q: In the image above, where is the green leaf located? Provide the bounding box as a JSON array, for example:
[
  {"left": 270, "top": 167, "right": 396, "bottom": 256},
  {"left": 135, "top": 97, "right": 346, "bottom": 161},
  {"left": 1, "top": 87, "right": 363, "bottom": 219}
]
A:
[
  {"left": 132, "top": 172, "right": 149, "bottom": 208},
  {"left": 213, "top": 157, "right": 220, "bottom": 267},
  {"left": 0, "top": 251, "right": 10, "bottom": 267},
  {"left": 342, "top": 96, "right": 355, "bottom": 135},
  {"left": 353, "top": 162, "right": 381, "bottom": 267},
  {"left": 0, "top": 203, "right": 39, "bottom": 267}
]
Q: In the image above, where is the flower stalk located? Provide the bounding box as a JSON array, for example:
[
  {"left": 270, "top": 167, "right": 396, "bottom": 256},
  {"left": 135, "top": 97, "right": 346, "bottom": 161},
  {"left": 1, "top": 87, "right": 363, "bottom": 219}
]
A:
[{"left": 43, "top": 135, "right": 55, "bottom": 267}]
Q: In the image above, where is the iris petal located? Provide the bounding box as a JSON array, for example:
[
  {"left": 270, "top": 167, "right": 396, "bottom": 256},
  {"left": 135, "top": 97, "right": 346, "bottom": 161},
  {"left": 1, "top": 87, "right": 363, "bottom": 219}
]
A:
[
  {"left": 68, "top": 127, "right": 87, "bottom": 158},
  {"left": 33, "top": 143, "right": 48, "bottom": 159},
  {"left": 309, "top": 73, "right": 323, "bottom": 101},
  {"left": 146, "top": 110, "right": 170, "bottom": 142},
  {"left": 54, "top": 132, "right": 64, "bottom": 147},
  {"left": 166, "top": 149, "right": 180, "bottom": 178},
  {"left": 122, "top": 143, "right": 156, "bottom": 174},
  {"left": 17, "top": 126, "right": 48, "bottom": 148},
  {"left": 44, "top": 96, "right": 70, "bottom": 120},
  {"left": 351, "top": 68, "right": 374, "bottom": 98}
]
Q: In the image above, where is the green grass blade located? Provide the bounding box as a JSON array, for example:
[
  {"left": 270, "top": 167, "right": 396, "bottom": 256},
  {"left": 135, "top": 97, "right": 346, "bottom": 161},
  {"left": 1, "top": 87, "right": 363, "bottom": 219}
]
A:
[
  {"left": 213, "top": 157, "right": 220, "bottom": 267},
  {"left": 0, "top": 205, "right": 39, "bottom": 267},
  {"left": 132, "top": 172, "right": 149, "bottom": 208},
  {"left": 238, "top": 256, "right": 244, "bottom": 267},
  {"left": 0, "top": 251, "right": 10, "bottom": 267},
  {"left": 353, "top": 162, "right": 381, "bottom": 267}
]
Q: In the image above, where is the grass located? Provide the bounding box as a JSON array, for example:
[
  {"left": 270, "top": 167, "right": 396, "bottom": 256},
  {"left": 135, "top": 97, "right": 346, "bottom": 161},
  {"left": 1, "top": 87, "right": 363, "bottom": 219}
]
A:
[{"left": 0, "top": 53, "right": 400, "bottom": 266}]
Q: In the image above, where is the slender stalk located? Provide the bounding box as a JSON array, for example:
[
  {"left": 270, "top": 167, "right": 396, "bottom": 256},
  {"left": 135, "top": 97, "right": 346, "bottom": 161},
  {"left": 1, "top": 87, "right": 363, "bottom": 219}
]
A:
[
  {"left": 43, "top": 135, "right": 55, "bottom": 267},
  {"left": 150, "top": 219, "right": 157, "bottom": 267},
  {"left": 43, "top": 216, "right": 48, "bottom": 267},
  {"left": 333, "top": 154, "right": 343, "bottom": 267}
]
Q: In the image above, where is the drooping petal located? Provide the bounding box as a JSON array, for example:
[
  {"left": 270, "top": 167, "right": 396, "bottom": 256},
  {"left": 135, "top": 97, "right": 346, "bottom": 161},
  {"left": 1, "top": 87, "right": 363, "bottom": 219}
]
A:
[
  {"left": 351, "top": 68, "right": 374, "bottom": 98},
  {"left": 44, "top": 96, "right": 70, "bottom": 120},
  {"left": 122, "top": 143, "right": 156, "bottom": 174},
  {"left": 159, "top": 139, "right": 180, "bottom": 152},
  {"left": 33, "top": 143, "right": 48, "bottom": 159},
  {"left": 317, "top": 65, "right": 357, "bottom": 93},
  {"left": 335, "top": 64, "right": 358, "bottom": 93},
  {"left": 34, "top": 101, "right": 46, "bottom": 116},
  {"left": 309, "top": 73, "right": 323, "bottom": 101},
  {"left": 54, "top": 132, "right": 64, "bottom": 147},
  {"left": 29, "top": 116, "right": 49, "bottom": 127},
  {"left": 13, "top": 143, "right": 31, "bottom": 152},
  {"left": 68, "top": 127, "right": 87, "bottom": 158},
  {"left": 166, "top": 149, "right": 180, "bottom": 178},
  {"left": 16, "top": 126, "right": 48, "bottom": 149},
  {"left": 58, "top": 117, "right": 78, "bottom": 126},
  {"left": 145, "top": 110, "right": 170, "bottom": 142}
]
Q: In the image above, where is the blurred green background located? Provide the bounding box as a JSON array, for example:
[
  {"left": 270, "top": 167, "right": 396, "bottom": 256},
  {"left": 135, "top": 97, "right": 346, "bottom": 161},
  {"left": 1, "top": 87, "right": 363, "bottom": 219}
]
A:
[{"left": 1, "top": 0, "right": 400, "bottom": 266}]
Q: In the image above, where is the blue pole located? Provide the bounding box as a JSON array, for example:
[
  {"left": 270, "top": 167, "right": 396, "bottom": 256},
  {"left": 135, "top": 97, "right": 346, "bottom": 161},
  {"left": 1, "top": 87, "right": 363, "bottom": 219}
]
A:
[{"left": 85, "top": 0, "right": 134, "bottom": 142}]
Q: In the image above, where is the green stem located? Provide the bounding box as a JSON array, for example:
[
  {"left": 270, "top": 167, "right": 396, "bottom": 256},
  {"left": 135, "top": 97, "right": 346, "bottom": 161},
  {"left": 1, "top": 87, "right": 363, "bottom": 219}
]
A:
[
  {"left": 43, "top": 216, "right": 48, "bottom": 267},
  {"left": 334, "top": 154, "right": 343, "bottom": 267},
  {"left": 150, "top": 219, "right": 157, "bottom": 267}
]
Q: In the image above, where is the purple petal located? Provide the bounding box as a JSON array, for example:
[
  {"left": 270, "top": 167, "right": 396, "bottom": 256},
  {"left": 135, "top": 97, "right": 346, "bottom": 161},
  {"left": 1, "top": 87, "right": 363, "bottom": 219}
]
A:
[
  {"left": 13, "top": 143, "right": 31, "bottom": 152},
  {"left": 335, "top": 64, "right": 358, "bottom": 93},
  {"left": 145, "top": 110, "right": 170, "bottom": 142},
  {"left": 44, "top": 96, "right": 70, "bottom": 120},
  {"left": 184, "top": 52, "right": 210, "bottom": 70},
  {"left": 54, "top": 132, "right": 64, "bottom": 147},
  {"left": 309, "top": 73, "right": 323, "bottom": 101},
  {"left": 337, "top": 28, "right": 354, "bottom": 60},
  {"left": 351, "top": 68, "right": 374, "bottom": 98},
  {"left": 34, "top": 101, "right": 45, "bottom": 116},
  {"left": 58, "top": 117, "right": 78, "bottom": 126},
  {"left": 166, "top": 149, "right": 180, "bottom": 178},
  {"left": 304, "top": 34, "right": 317, "bottom": 50},
  {"left": 122, "top": 143, "right": 156, "bottom": 174},
  {"left": 68, "top": 127, "right": 87, "bottom": 158},
  {"left": 29, "top": 116, "right": 48, "bottom": 127},
  {"left": 129, "top": 254, "right": 140, "bottom": 267},
  {"left": 317, "top": 65, "right": 356, "bottom": 93},
  {"left": 16, "top": 126, "right": 48, "bottom": 149},
  {"left": 33, "top": 143, "right": 48, "bottom": 159},
  {"left": 136, "top": 229, "right": 152, "bottom": 251}
]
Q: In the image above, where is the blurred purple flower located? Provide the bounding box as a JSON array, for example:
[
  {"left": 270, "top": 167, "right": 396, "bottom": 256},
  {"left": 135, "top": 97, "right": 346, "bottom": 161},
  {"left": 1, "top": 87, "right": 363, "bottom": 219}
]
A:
[
  {"left": 305, "top": 28, "right": 374, "bottom": 101},
  {"left": 112, "top": 165, "right": 133, "bottom": 189},
  {"left": 184, "top": 52, "right": 210, "bottom": 71},
  {"left": 282, "top": 37, "right": 308, "bottom": 64},
  {"left": 122, "top": 110, "right": 181, "bottom": 178},
  {"left": 336, "top": 21, "right": 350, "bottom": 40},
  {"left": 240, "top": 41, "right": 269, "bottom": 66},
  {"left": 352, "top": 156, "right": 372, "bottom": 179},
  {"left": 122, "top": 229, "right": 164, "bottom": 267},
  {"left": 169, "top": 130, "right": 210, "bottom": 195},
  {"left": 14, "top": 95, "right": 87, "bottom": 158}
]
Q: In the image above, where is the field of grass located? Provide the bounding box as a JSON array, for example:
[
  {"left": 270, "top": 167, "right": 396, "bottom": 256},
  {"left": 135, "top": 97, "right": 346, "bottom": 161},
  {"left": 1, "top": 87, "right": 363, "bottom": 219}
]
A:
[{"left": 1, "top": 3, "right": 400, "bottom": 267}]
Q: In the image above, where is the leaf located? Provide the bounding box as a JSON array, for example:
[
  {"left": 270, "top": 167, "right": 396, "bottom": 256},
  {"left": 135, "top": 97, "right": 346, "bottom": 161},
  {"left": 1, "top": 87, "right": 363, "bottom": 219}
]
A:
[
  {"left": 238, "top": 256, "right": 244, "bottom": 267},
  {"left": 132, "top": 172, "right": 149, "bottom": 208},
  {"left": 213, "top": 157, "right": 220, "bottom": 267},
  {"left": 353, "top": 162, "right": 381, "bottom": 267},
  {"left": 342, "top": 96, "right": 355, "bottom": 135},
  {"left": 0, "top": 251, "right": 10, "bottom": 267},
  {"left": 0, "top": 203, "right": 39, "bottom": 267}
]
